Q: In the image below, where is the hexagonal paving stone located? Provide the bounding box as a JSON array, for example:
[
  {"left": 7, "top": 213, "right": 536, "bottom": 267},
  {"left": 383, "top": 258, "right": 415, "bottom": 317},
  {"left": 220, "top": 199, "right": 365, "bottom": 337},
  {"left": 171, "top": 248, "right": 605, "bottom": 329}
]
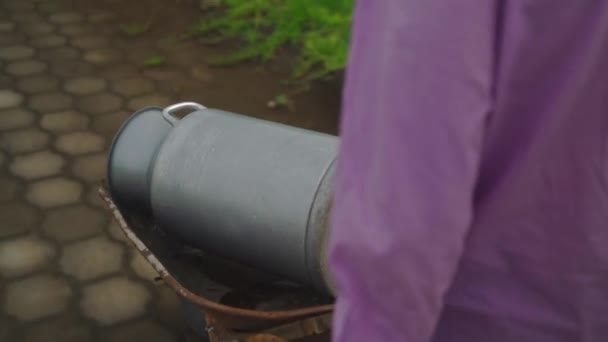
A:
[
  {"left": 1, "top": 128, "right": 50, "bottom": 154},
  {"left": 100, "top": 64, "right": 138, "bottom": 80},
  {"left": 72, "top": 153, "right": 106, "bottom": 183},
  {"left": 4, "top": 274, "right": 72, "bottom": 321},
  {"left": 0, "top": 236, "right": 55, "bottom": 277},
  {"left": 5, "top": 60, "right": 46, "bottom": 76},
  {"left": 86, "top": 185, "right": 105, "bottom": 208},
  {"left": 128, "top": 94, "right": 172, "bottom": 111},
  {"left": 23, "top": 315, "right": 93, "bottom": 342},
  {"left": 0, "top": 21, "right": 16, "bottom": 32},
  {"left": 0, "top": 178, "right": 20, "bottom": 202},
  {"left": 0, "top": 90, "right": 24, "bottom": 109},
  {"left": 0, "top": 75, "right": 12, "bottom": 89},
  {"left": 64, "top": 77, "right": 106, "bottom": 95},
  {"left": 10, "top": 150, "right": 65, "bottom": 180},
  {"left": 111, "top": 77, "right": 155, "bottom": 97},
  {"left": 50, "top": 60, "right": 94, "bottom": 78},
  {"left": 5, "top": 1, "right": 35, "bottom": 10},
  {"left": 88, "top": 11, "right": 116, "bottom": 23},
  {"left": 143, "top": 68, "right": 185, "bottom": 81},
  {"left": 92, "top": 111, "right": 129, "bottom": 137},
  {"left": 17, "top": 75, "right": 61, "bottom": 94},
  {"left": 157, "top": 285, "right": 185, "bottom": 331},
  {"left": 11, "top": 12, "right": 43, "bottom": 24},
  {"left": 0, "top": 108, "right": 35, "bottom": 130},
  {"left": 38, "top": 47, "right": 80, "bottom": 62},
  {"left": 40, "top": 111, "right": 89, "bottom": 133},
  {"left": 106, "top": 220, "right": 126, "bottom": 242},
  {"left": 30, "top": 34, "right": 67, "bottom": 49},
  {"left": 83, "top": 48, "right": 123, "bottom": 64},
  {"left": 26, "top": 177, "right": 83, "bottom": 208},
  {"left": 49, "top": 12, "right": 83, "bottom": 24},
  {"left": 0, "top": 202, "right": 38, "bottom": 238},
  {"left": 130, "top": 252, "right": 159, "bottom": 282},
  {"left": 0, "top": 45, "right": 34, "bottom": 60},
  {"left": 71, "top": 35, "right": 108, "bottom": 49},
  {"left": 60, "top": 24, "right": 92, "bottom": 37},
  {"left": 77, "top": 93, "right": 122, "bottom": 115},
  {"left": 22, "top": 23, "right": 54, "bottom": 36},
  {"left": 60, "top": 236, "right": 124, "bottom": 280},
  {"left": 56, "top": 132, "right": 105, "bottom": 155},
  {"left": 0, "top": 32, "right": 24, "bottom": 45},
  {"left": 190, "top": 65, "right": 214, "bottom": 83},
  {"left": 102, "top": 320, "right": 177, "bottom": 342},
  {"left": 81, "top": 276, "right": 151, "bottom": 325},
  {"left": 42, "top": 204, "right": 105, "bottom": 242},
  {"left": 29, "top": 92, "right": 73, "bottom": 113}
]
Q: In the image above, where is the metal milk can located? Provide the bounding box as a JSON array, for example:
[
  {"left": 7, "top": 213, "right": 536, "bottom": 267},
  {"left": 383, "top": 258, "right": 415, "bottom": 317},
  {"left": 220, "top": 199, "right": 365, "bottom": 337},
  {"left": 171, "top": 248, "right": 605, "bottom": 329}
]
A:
[{"left": 108, "top": 102, "right": 337, "bottom": 295}]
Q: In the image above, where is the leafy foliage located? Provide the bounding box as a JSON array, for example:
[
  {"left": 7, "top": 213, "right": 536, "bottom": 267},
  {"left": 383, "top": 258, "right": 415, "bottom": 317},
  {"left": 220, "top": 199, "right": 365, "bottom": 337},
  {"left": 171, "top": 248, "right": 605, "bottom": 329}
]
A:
[{"left": 192, "top": 0, "right": 353, "bottom": 82}]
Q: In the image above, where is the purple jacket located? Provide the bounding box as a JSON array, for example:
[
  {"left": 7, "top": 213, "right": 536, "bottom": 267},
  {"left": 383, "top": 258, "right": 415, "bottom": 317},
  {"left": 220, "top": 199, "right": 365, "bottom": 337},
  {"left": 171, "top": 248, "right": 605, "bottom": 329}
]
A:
[{"left": 328, "top": 1, "right": 608, "bottom": 341}]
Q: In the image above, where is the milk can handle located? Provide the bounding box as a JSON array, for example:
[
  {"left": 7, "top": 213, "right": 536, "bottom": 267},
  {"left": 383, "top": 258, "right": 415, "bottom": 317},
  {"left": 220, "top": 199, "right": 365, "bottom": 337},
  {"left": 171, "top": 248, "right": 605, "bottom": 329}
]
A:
[{"left": 162, "top": 102, "right": 206, "bottom": 125}]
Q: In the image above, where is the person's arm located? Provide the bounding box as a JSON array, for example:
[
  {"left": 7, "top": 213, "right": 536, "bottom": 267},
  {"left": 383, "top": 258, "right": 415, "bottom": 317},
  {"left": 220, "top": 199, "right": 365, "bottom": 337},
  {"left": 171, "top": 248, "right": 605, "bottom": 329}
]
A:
[{"left": 329, "top": 0, "right": 497, "bottom": 340}]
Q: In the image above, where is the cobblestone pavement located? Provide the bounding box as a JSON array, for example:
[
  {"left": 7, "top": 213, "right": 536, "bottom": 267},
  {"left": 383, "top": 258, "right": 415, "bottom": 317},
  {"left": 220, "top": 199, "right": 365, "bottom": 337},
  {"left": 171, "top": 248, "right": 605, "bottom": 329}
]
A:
[{"left": 0, "top": 0, "right": 213, "bottom": 340}]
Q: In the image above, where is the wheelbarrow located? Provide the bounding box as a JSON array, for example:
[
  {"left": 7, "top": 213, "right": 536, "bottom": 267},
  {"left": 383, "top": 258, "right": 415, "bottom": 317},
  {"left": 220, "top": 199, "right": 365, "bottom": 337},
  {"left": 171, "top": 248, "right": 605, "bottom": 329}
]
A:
[{"left": 99, "top": 185, "right": 334, "bottom": 341}]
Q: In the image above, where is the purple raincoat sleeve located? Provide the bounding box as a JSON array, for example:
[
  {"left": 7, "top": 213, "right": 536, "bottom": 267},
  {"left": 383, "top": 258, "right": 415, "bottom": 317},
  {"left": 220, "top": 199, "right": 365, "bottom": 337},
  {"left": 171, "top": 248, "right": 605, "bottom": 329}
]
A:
[{"left": 328, "top": 1, "right": 496, "bottom": 340}]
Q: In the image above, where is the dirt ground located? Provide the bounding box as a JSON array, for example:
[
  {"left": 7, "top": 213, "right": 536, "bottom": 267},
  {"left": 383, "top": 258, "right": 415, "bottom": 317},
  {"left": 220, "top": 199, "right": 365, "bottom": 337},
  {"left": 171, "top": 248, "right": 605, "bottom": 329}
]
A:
[{"left": 72, "top": 0, "right": 342, "bottom": 134}]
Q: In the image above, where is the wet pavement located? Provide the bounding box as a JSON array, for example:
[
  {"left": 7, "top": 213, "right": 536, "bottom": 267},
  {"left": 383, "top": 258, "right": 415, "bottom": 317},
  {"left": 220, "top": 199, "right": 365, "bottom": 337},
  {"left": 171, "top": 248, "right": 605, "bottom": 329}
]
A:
[{"left": 0, "top": 0, "right": 209, "bottom": 340}]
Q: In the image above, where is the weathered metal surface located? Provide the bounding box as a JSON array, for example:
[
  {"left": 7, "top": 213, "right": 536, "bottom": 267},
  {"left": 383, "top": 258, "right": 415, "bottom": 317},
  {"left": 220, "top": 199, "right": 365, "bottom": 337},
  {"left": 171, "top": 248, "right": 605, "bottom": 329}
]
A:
[{"left": 98, "top": 185, "right": 333, "bottom": 340}]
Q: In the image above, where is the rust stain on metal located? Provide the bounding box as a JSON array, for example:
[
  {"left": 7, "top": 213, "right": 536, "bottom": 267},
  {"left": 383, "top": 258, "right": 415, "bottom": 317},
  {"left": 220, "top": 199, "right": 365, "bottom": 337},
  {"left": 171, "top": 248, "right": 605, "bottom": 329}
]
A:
[{"left": 98, "top": 185, "right": 333, "bottom": 337}]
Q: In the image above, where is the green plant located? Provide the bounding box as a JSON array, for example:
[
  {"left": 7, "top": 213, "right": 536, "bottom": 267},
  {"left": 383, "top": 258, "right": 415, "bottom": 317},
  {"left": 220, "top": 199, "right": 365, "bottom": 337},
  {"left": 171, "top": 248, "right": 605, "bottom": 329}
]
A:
[
  {"left": 191, "top": 0, "right": 353, "bottom": 82},
  {"left": 143, "top": 56, "right": 165, "bottom": 67}
]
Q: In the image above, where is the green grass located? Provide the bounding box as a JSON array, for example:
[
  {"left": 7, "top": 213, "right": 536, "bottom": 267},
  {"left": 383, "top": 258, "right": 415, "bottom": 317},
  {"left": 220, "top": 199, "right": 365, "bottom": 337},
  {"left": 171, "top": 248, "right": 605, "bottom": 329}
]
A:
[
  {"left": 120, "top": 22, "right": 151, "bottom": 37},
  {"left": 191, "top": 0, "right": 353, "bottom": 82},
  {"left": 143, "top": 56, "right": 166, "bottom": 67}
]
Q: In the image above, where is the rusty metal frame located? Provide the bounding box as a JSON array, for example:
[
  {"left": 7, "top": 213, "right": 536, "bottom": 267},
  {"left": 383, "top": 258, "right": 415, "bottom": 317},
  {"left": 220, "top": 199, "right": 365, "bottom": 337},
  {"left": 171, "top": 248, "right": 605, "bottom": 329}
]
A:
[{"left": 99, "top": 186, "right": 333, "bottom": 341}]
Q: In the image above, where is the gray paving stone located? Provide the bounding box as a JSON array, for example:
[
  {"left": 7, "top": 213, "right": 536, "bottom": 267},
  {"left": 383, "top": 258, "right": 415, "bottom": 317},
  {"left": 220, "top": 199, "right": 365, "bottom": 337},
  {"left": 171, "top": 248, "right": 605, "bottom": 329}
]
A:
[
  {"left": 72, "top": 153, "right": 106, "bottom": 183},
  {"left": 128, "top": 94, "right": 172, "bottom": 111},
  {"left": 101, "top": 64, "right": 139, "bottom": 80},
  {"left": 102, "top": 321, "right": 177, "bottom": 342},
  {"left": 89, "top": 11, "right": 116, "bottom": 23},
  {"left": 50, "top": 60, "right": 94, "bottom": 78},
  {"left": 4, "top": 274, "right": 72, "bottom": 321},
  {"left": 0, "top": 32, "right": 24, "bottom": 45},
  {"left": 81, "top": 276, "right": 151, "bottom": 325},
  {"left": 0, "top": 45, "right": 34, "bottom": 60},
  {"left": 0, "top": 90, "right": 24, "bottom": 109},
  {"left": 40, "top": 111, "right": 89, "bottom": 133},
  {"left": 143, "top": 68, "right": 184, "bottom": 81},
  {"left": 0, "top": 236, "right": 55, "bottom": 277},
  {"left": 71, "top": 35, "right": 108, "bottom": 49},
  {"left": 60, "top": 236, "right": 124, "bottom": 280},
  {"left": 91, "top": 111, "right": 129, "bottom": 137},
  {"left": 106, "top": 220, "right": 127, "bottom": 242},
  {"left": 84, "top": 48, "right": 123, "bottom": 65},
  {"left": 1, "top": 128, "right": 50, "bottom": 154},
  {"left": 0, "top": 178, "right": 20, "bottom": 202},
  {"left": 42, "top": 205, "right": 105, "bottom": 242},
  {"left": 29, "top": 92, "right": 73, "bottom": 113},
  {"left": 17, "top": 74, "right": 61, "bottom": 94},
  {"left": 56, "top": 132, "right": 105, "bottom": 155},
  {"left": 26, "top": 177, "right": 83, "bottom": 208},
  {"left": 23, "top": 315, "right": 93, "bottom": 342},
  {"left": 5, "top": 2, "right": 35, "bottom": 11},
  {"left": 86, "top": 185, "right": 106, "bottom": 209},
  {"left": 10, "top": 12, "right": 42, "bottom": 24},
  {"left": 130, "top": 252, "right": 159, "bottom": 282},
  {"left": 157, "top": 285, "right": 185, "bottom": 331},
  {"left": 77, "top": 93, "right": 123, "bottom": 115},
  {"left": 0, "top": 75, "right": 12, "bottom": 89},
  {"left": 38, "top": 46, "right": 80, "bottom": 62},
  {"left": 65, "top": 77, "right": 106, "bottom": 95},
  {"left": 5, "top": 59, "right": 46, "bottom": 76},
  {"left": 30, "top": 34, "right": 67, "bottom": 49},
  {"left": 10, "top": 150, "right": 65, "bottom": 180},
  {"left": 59, "top": 24, "right": 92, "bottom": 37},
  {"left": 0, "top": 202, "right": 38, "bottom": 238},
  {"left": 190, "top": 65, "right": 214, "bottom": 83},
  {"left": 0, "top": 21, "right": 16, "bottom": 32},
  {"left": 111, "top": 77, "right": 155, "bottom": 97},
  {"left": 0, "top": 108, "right": 35, "bottom": 130},
  {"left": 22, "top": 23, "right": 54, "bottom": 36},
  {"left": 37, "top": 2, "right": 58, "bottom": 13},
  {"left": 0, "top": 315, "right": 19, "bottom": 341},
  {"left": 49, "top": 12, "right": 83, "bottom": 25}
]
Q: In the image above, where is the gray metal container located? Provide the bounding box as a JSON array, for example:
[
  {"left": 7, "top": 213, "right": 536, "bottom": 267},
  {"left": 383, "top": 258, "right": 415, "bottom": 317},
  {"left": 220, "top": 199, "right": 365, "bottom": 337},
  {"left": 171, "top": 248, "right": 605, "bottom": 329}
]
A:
[{"left": 108, "top": 103, "right": 337, "bottom": 295}]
